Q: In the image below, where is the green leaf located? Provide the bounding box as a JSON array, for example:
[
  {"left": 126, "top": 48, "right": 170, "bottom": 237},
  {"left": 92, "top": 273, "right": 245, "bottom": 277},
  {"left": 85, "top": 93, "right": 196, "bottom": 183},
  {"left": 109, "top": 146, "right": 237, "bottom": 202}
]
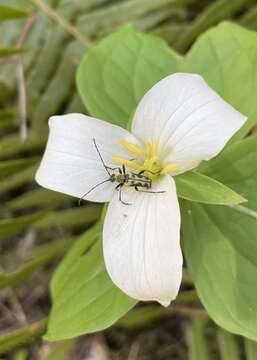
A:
[
  {"left": 78, "top": 21, "right": 257, "bottom": 142},
  {"left": 0, "top": 5, "right": 28, "bottom": 20},
  {"left": 185, "top": 21, "right": 257, "bottom": 142},
  {"left": 201, "top": 135, "right": 257, "bottom": 211},
  {"left": 46, "top": 224, "right": 136, "bottom": 340},
  {"left": 175, "top": 171, "right": 246, "bottom": 205},
  {"left": 0, "top": 47, "right": 25, "bottom": 58},
  {"left": 182, "top": 201, "right": 257, "bottom": 340},
  {"left": 77, "top": 25, "right": 181, "bottom": 128}
]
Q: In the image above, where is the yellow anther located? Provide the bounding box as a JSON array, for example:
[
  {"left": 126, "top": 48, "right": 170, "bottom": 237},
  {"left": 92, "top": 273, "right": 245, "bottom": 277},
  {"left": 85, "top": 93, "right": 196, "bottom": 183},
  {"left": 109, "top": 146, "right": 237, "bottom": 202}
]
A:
[
  {"left": 120, "top": 139, "right": 145, "bottom": 159},
  {"left": 161, "top": 163, "right": 179, "bottom": 174},
  {"left": 112, "top": 156, "right": 142, "bottom": 172}
]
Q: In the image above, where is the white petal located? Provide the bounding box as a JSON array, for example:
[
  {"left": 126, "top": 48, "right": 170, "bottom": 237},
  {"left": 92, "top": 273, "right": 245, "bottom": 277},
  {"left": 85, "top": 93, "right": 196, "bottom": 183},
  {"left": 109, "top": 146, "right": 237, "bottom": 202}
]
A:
[
  {"left": 36, "top": 113, "right": 137, "bottom": 202},
  {"left": 132, "top": 73, "right": 247, "bottom": 174},
  {"left": 103, "top": 175, "right": 182, "bottom": 306}
]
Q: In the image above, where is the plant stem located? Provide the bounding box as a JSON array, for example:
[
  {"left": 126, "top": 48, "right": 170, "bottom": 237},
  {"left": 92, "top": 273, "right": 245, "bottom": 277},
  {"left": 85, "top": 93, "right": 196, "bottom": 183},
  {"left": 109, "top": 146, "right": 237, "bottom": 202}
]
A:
[
  {"left": 16, "top": 15, "right": 36, "bottom": 142},
  {"left": 228, "top": 204, "right": 257, "bottom": 220}
]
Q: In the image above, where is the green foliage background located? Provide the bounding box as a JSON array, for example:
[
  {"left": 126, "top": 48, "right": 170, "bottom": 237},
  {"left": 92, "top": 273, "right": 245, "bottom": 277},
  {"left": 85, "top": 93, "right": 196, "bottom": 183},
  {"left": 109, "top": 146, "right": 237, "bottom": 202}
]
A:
[{"left": 1, "top": 0, "right": 257, "bottom": 359}]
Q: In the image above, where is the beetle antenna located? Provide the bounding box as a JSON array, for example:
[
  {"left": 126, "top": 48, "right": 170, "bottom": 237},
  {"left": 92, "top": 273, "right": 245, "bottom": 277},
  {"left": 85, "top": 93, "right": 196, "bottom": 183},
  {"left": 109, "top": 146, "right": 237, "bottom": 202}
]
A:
[
  {"left": 78, "top": 178, "right": 111, "bottom": 205},
  {"left": 93, "top": 138, "right": 111, "bottom": 176}
]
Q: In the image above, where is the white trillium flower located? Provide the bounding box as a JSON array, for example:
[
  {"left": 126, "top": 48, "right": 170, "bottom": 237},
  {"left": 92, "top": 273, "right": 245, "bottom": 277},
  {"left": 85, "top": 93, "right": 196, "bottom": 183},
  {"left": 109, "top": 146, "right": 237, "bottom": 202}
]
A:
[{"left": 36, "top": 73, "right": 246, "bottom": 306}]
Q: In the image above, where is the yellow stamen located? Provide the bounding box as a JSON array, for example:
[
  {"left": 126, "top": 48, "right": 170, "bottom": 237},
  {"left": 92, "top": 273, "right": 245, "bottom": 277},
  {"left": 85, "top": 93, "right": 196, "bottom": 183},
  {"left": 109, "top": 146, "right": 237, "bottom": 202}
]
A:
[
  {"left": 112, "top": 156, "right": 142, "bottom": 172},
  {"left": 151, "top": 141, "right": 159, "bottom": 158},
  {"left": 120, "top": 139, "right": 145, "bottom": 159},
  {"left": 145, "top": 143, "right": 151, "bottom": 159},
  {"left": 161, "top": 163, "right": 179, "bottom": 174},
  {"left": 113, "top": 139, "right": 179, "bottom": 180}
]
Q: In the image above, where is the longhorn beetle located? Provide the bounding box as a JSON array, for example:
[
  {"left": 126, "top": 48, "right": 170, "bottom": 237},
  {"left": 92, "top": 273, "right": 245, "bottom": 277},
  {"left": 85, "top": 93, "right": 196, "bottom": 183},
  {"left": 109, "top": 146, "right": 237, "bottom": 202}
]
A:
[{"left": 79, "top": 139, "right": 165, "bottom": 205}]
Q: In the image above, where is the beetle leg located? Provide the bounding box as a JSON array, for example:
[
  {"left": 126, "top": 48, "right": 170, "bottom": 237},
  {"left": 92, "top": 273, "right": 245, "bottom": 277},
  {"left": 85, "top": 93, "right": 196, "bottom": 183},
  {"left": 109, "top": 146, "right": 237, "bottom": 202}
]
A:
[
  {"left": 117, "top": 183, "right": 131, "bottom": 205},
  {"left": 106, "top": 166, "right": 121, "bottom": 172},
  {"left": 135, "top": 189, "right": 166, "bottom": 194}
]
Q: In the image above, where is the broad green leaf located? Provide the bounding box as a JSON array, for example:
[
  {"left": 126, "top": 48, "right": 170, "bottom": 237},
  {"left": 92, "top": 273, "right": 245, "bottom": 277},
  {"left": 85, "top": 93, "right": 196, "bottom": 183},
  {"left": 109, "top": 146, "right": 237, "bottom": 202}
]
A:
[
  {"left": 182, "top": 201, "right": 257, "bottom": 340},
  {"left": 51, "top": 223, "right": 100, "bottom": 295},
  {"left": 175, "top": 171, "right": 246, "bottom": 205},
  {"left": 0, "top": 47, "right": 25, "bottom": 57},
  {"left": 201, "top": 135, "right": 257, "bottom": 211},
  {"left": 77, "top": 25, "right": 181, "bottom": 128},
  {"left": 0, "top": 5, "right": 28, "bottom": 19},
  {"left": 78, "top": 21, "right": 257, "bottom": 142},
  {"left": 46, "top": 224, "right": 136, "bottom": 340},
  {"left": 185, "top": 21, "right": 257, "bottom": 142}
]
